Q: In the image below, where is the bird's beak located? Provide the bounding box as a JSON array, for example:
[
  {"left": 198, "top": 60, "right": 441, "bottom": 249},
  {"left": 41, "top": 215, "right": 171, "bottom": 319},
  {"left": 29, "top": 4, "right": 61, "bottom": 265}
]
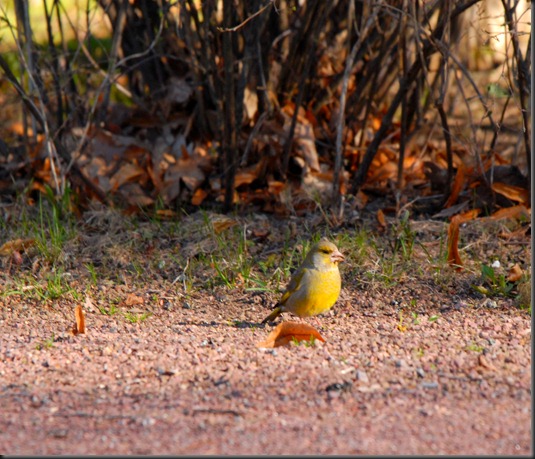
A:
[{"left": 331, "top": 250, "right": 345, "bottom": 264}]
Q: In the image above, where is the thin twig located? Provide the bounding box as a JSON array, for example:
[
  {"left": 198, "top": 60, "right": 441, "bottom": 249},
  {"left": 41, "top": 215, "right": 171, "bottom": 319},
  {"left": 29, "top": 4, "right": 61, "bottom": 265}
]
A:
[
  {"left": 241, "top": 111, "right": 268, "bottom": 167},
  {"left": 351, "top": 0, "right": 482, "bottom": 195},
  {"left": 217, "top": 0, "right": 275, "bottom": 33},
  {"left": 333, "top": 2, "right": 378, "bottom": 208},
  {"left": 396, "top": 0, "right": 410, "bottom": 205},
  {"left": 500, "top": 0, "right": 531, "bottom": 189}
]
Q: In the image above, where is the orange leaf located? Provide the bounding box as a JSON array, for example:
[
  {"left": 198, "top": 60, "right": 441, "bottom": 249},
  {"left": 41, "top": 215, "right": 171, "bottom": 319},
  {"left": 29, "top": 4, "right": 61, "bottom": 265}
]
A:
[
  {"left": 371, "top": 116, "right": 381, "bottom": 131},
  {"left": 491, "top": 182, "right": 529, "bottom": 204},
  {"left": 444, "top": 165, "right": 466, "bottom": 208},
  {"left": 256, "top": 321, "right": 325, "bottom": 348},
  {"left": 368, "top": 161, "right": 397, "bottom": 182},
  {"left": 75, "top": 304, "right": 86, "bottom": 334},
  {"left": 507, "top": 264, "right": 523, "bottom": 282},
  {"left": 376, "top": 209, "right": 386, "bottom": 228},
  {"left": 191, "top": 188, "right": 208, "bottom": 206},
  {"left": 156, "top": 209, "right": 177, "bottom": 219},
  {"left": 489, "top": 205, "right": 530, "bottom": 221},
  {"left": 234, "top": 165, "right": 260, "bottom": 188},
  {"left": 268, "top": 180, "right": 286, "bottom": 195},
  {"left": 447, "top": 209, "right": 480, "bottom": 271}
]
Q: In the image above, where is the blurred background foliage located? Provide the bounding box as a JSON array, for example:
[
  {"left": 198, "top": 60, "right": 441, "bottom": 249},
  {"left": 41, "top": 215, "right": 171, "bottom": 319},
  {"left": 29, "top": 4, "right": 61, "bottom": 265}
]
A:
[{"left": 0, "top": 0, "right": 530, "bottom": 214}]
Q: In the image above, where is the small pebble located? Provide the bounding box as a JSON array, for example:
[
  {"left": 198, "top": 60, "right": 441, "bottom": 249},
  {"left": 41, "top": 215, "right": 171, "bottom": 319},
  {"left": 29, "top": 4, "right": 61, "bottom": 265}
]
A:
[
  {"left": 141, "top": 417, "right": 155, "bottom": 427},
  {"left": 421, "top": 381, "right": 439, "bottom": 390},
  {"left": 49, "top": 429, "right": 68, "bottom": 439},
  {"left": 356, "top": 370, "right": 369, "bottom": 384}
]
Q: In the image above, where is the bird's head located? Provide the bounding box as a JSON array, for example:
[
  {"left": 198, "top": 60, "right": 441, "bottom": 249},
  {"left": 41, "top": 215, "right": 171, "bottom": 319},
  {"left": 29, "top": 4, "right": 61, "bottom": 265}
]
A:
[{"left": 308, "top": 238, "right": 345, "bottom": 268}]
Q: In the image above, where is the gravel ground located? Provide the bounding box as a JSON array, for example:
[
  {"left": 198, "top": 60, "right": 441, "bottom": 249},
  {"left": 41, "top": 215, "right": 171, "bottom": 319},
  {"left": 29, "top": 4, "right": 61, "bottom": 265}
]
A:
[
  {"left": 1, "top": 286, "right": 531, "bottom": 454},
  {"left": 0, "top": 212, "right": 531, "bottom": 454}
]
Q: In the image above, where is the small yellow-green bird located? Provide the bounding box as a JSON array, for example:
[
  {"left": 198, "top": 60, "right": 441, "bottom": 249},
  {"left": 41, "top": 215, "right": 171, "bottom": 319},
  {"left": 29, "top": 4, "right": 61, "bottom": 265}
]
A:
[{"left": 262, "top": 238, "right": 345, "bottom": 324}]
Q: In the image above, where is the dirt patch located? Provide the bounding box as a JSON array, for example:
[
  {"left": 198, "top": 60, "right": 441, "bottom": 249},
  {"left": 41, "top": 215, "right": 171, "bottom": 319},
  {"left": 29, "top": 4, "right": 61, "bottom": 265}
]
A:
[{"left": 0, "top": 209, "right": 531, "bottom": 454}]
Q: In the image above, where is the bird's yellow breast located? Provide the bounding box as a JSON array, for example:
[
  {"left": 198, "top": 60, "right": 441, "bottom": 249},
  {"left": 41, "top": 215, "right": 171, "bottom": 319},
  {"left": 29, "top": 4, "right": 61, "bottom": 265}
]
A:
[{"left": 283, "top": 267, "right": 341, "bottom": 317}]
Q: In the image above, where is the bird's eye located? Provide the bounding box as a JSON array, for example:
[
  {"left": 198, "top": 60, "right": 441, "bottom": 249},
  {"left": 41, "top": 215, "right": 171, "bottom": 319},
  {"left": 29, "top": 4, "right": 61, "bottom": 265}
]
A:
[{"left": 320, "top": 249, "right": 330, "bottom": 254}]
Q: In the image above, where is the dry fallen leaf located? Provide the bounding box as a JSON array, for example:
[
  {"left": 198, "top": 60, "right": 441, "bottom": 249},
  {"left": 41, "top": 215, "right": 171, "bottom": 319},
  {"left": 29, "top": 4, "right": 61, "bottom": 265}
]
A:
[
  {"left": 281, "top": 104, "right": 320, "bottom": 172},
  {"left": 70, "top": 304, "right": 86, "bottom": 335},
  {"left": 507, "top": 264, "right": 523, "bottom": 282},
  {"left": 444, "top": 164, "right": 466, "bottom": 208},
  {"left": 0, "top": 238, "right": 35, "bottom": 256},
  {"left": 191, "top": 188, "right": 208, "bottom": 206},
  {"left": 447, "top": 209, "right": 480, "bottom": 271},
  {"left": 75, "top": 304, "right": 86, "bottom": 334},
  {"left": 478, "top": 354, "right": 496, "bottom": 371},
  {"left": 376, "top": 209, "right": 387, "bottom": 229},
  {"left": 489, "top": 204, "right": 530, "bottom": 221},
  {"left": 155, "top": 209, "right": 178, "bottom": 219},
  {"left": 124, "top": 293, "right": 144, "bottom": 307},
  {"left": 498, "top": 225, "right": 531, "bottom": 241},
  {"left": 491, "top": 182, "right": 529, "bottom": 204},
  {"left": 256, "top": 321, "right": 325, "bottom": 348},
  {"left": 211, "top": 215, "right": 238, "bottom": 234}
]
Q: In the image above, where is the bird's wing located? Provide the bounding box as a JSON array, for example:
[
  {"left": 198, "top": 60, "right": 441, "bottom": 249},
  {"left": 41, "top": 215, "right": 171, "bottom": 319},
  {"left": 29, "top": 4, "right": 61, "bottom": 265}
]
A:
[{"left": 280, "top": 266, "right": 308, "bottom": 305}]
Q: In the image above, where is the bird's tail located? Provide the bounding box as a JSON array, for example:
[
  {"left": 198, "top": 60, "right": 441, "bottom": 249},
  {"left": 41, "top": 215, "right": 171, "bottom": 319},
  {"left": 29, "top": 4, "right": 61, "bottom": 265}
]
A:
[{"left": 261, "top": 306, "right": 282, "bottom": 324}]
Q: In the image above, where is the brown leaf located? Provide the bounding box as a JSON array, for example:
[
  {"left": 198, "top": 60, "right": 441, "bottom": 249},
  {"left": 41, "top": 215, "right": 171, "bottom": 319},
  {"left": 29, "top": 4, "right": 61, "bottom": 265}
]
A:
[
  {"left": 444, "top": 164, "right": 466, "bottom": 208},
  {"left": 0, "top": 238, "right": 35, "bottom": 256},
  {"left": 124, "top": 293, "right": 144, "bottom": 307},
  {"left": 251, "top": 227, "right": 270, "bottom": 240},
  {"left": 12, "top": 251, "right": 23, "bottom": 266},
  {"left": 256, "top": 321, "right": 326, "bottom": 348},
  {"left": 507, "top": 264, "right": 523, "bottom": 283},
  {"left": 155, "top": 209, "right": 177, "bottom": 219},
  {"left": 498, "top": 225, "right": 531, "bottom": 241},
  {"left": 354, "top": 190, "right": 368, "bottom": 210},
  {"left": 491, "top": 182, "right": 529, "bottom": 204},
  {"left": 447, "top": 209, "right": 480, "bottom": 271},
  {"left": 234, "top": 165, "right": 260, "bottom": 188},
  {"left": 478, "top": 354, "right": 496, "bottom": 371},
  {"left": 191, "top": 188, "right": 208, "bottom": 206},
  {"left": 161, "top": 156, "right": 205, "bottom": 203},
  {"left": 489, "top": 205, "right": 530, "bottom": 221},
  {"left": 75, "top": 304, "right": 86, "bottom": 334},
  {"left": 376, "top": 209, "right": 387, "bottom": 229},
  {"left": 281, "top": 105, "right": 320, "bottom": 172},
  {"left": 212, "top": 215, "right": 238, "bottom": 234},
  {"left": 109, "top": 162, "right": 146, "bottom": 191},
  {"left": 268, "top": 180, "right": 286, "bottom": 195},
  {"left": 368, "top": 160, "right": 397, "bottom": 182},
  {"left": 119, "top": 182, "right": 155, "bottom": 207}
]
